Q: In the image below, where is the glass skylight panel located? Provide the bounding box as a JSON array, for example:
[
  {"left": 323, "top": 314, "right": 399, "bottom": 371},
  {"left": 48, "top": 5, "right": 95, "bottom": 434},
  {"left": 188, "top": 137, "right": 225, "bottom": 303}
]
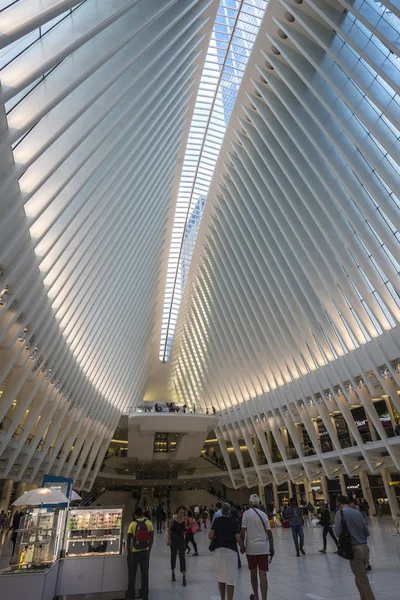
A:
[{"left": 160, "top": 0, "right": 268, "bottom": 362}]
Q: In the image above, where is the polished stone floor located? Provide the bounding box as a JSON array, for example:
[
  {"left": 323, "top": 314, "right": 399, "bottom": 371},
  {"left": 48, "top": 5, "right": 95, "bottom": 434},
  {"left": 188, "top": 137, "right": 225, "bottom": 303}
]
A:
[{"left": 1, "top": 517, "right": 400, "bottom": 599}]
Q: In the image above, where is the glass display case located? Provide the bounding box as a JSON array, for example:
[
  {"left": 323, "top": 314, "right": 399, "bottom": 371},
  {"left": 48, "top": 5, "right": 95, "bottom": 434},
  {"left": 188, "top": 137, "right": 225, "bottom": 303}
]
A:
[
  {"left": 65, "top": 507, "right": 123, "bottom": 557},
  {"left": 6, "top": 507, "right": 65, "bottom": 573}
]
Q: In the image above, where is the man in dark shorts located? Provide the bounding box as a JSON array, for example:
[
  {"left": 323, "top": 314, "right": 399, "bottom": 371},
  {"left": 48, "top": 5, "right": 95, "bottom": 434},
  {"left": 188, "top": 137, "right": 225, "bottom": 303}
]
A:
[{"left": 241, "top": 494, "right": 274, "bottom": 600}]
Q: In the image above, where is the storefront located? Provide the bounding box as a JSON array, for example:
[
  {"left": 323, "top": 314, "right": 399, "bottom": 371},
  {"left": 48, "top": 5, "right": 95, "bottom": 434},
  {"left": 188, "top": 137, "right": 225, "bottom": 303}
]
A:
[
  {"left": 315, "top": 420, "right": 333, "bottom": 453},
  {"left": 368, "top": 475, "right": 391, "bottom": 514},
  {"left": 350, "top": 406, "right": 371, "bottom": 441},
  {"left": 327, "top": 477, "right": 342, "bottom": 509},
  {"left": 344, "top": 476, "right": 362, "bottom": 502}
]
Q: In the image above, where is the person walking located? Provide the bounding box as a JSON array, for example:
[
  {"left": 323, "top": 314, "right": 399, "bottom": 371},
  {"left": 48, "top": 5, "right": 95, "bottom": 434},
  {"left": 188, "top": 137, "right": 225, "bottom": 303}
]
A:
[
  {"left": 212, "top": 501, "right": 223, "bottom": 524},
  {"left": 284, "top": 498, "right": 305, "bottom": 557},
  {"left": 241, "top": 494, "right": 274, "bottom": 600},
  {"left": 155, "top": 504, "right": 163, "bottom": 533},
  {"left": 9, "top": 510, "right": 24, "bottom": 559},
  {"left": 334, "top": 495, "right": 375, "bottom": 600},
  {"left": 209, "top": 505, "right": 215, "bottom": 523},
  {"left": 167, "top": 506, "right": 187, "bottom": 586},
  {"left": 318, "top": 502, "right": 338, "bottom": 553},
  {"left": 209, "top": 502, "right": 244, "bottom": 600},
  {"left": 230, "top": 506, "right": 242, "bottom": 569},
  {"left": 202, "top": 506, "right": 209, "bottom": 529},
  {"left": 127, "top": 507, "right": 154, "bottom": 600},
  {"left": 185, "top": 509, "right": 199, "bottom": 556}
]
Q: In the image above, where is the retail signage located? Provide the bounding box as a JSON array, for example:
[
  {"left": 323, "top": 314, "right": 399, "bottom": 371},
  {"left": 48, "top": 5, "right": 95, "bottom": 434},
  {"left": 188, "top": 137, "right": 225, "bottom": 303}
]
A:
[
  {"left": 355, "top": 419, "right": 367, "bottom": 428},
  {"left": 42, "top": 474, "right": 72, "bottom": 507},
  {"left": 389, "top": 481, "right": 400, "bottom": 487}
]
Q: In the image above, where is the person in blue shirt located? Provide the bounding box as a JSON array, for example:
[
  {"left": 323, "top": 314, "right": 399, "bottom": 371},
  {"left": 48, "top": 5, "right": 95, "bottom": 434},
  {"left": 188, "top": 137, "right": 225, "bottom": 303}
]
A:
[
  {"left": 335, "top": 495, "right": 375, "bottom": 600},
  {"left": 283, "top": 498, "right": 305, "bottom": 557},
  {"left": 211, "top": 502, "right": 223, "bottom": 525}
]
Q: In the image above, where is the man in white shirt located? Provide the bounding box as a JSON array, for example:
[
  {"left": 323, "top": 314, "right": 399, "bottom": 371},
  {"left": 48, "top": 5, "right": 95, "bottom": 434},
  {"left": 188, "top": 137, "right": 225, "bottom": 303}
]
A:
[{"left": 241, "top": 494, "right": 274, "bottom": 600}]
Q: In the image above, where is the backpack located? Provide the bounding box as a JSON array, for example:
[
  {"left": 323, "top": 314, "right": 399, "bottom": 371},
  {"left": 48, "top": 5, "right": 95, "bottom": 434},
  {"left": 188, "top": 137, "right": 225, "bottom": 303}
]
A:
[
  {"left": 337, "top": 510, "right": 353, "bottom": 560},
  {"left": 131, "top": 519, "right": 150, "bottom": 550}
]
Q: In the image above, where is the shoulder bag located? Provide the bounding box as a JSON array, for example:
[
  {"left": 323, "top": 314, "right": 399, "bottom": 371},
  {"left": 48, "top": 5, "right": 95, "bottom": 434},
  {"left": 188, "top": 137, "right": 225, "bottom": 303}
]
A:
[
  {"left": 337, "top": 510, "right": 353, "bottom": 560},
  {"left": 251, "top": 507, "right": 269, "bottom": 537}
]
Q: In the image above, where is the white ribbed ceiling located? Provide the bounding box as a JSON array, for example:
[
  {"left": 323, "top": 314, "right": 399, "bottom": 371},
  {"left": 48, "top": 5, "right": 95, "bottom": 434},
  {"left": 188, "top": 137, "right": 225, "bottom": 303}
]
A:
[
  {"left": 0, "top": 0, "right": 399, "bottom": 492},
  {"left": 171, "top": 0, "right": 400, "bottom": 412},
  {"left": 0, "top": 0, "right": 215, "bottom": 489}
]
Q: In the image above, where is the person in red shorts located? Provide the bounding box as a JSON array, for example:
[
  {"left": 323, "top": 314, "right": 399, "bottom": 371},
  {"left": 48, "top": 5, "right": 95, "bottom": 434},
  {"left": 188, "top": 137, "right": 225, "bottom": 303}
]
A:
[{"left": 241, "top": 494, "right": 274, "bottom": 600}]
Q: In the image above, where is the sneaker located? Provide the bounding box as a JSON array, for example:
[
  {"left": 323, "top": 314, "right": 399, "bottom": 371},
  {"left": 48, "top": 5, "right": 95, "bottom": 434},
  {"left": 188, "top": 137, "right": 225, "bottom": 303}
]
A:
[
  {"left": 296, "top": 552, "right": 300, "bottom": 557},
  {"left": 182, "top": 574, "right": 187, "bottom": 586},
  {"left": 319, "top": 549, "right": 326, "bottom": 553},
  {"left": 300, "top": 549, "right": 306, "bottom": 555}
]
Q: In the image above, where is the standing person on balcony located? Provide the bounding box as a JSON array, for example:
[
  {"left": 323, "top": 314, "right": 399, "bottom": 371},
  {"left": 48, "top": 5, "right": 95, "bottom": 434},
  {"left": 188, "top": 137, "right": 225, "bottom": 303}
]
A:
[
  {"left": 284, "top": 498, "right": 305, "bottom": 557},
  {"left": 335, "top": 495, "right": 375, "bottom": 600},
  {"left": 241, "top": 494, "right": 274, "bottom": 600},
  {"left": 167, "top": 506, "right": 187, "bottom": 586}
]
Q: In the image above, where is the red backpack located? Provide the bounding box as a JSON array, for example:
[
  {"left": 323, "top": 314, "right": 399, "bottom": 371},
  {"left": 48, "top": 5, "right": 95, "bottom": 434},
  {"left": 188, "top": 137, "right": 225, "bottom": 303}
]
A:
[{"left": 131, "top": 519, "right": 150, "bottom": 550}]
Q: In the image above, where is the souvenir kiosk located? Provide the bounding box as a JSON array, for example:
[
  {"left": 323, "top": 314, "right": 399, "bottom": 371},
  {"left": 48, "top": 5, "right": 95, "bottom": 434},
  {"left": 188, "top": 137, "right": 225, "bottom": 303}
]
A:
[{"left": 0, "top": 487, "right": 130, "bottom": 599}]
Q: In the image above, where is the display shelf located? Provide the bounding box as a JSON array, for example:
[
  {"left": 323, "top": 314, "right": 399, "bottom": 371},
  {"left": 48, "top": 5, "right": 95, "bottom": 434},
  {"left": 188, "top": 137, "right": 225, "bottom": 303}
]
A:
[
  {"left": 3, "top": 507, "right": 66, "bottom": 574},
  {"left": 65, "top": 507, "right": 123, "bottom": 558},
  {"left": 68, "top": 527, "right": 120, "bottom": 531}
]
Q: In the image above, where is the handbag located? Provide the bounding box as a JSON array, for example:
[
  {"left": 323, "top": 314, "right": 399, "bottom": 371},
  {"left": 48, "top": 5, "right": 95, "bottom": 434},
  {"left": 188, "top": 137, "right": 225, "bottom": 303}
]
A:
[
  {"left": 337, "top": 510, "right": 353, "bottom": 560},
  {"left": 190, "top": 519, "right": 200, "bottom": 534}
]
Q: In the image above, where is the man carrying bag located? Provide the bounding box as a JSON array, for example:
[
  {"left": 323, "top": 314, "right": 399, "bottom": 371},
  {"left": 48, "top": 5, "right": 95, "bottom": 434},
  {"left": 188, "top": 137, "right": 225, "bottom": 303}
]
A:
[{"left": 334, "top": 495, "right": 375, "bottom": 600}]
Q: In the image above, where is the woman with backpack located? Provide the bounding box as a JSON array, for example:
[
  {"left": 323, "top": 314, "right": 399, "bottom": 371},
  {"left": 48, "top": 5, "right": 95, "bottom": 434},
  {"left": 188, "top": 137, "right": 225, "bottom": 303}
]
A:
[
  {"left": 167, "top": 506, "right": 187, "bottom": 586},
  {"left": 185, "top": 509, "right": 199, "bottom": 555},
  {"left": 318, "top": 502, "right": 338, "bottom": 553}
]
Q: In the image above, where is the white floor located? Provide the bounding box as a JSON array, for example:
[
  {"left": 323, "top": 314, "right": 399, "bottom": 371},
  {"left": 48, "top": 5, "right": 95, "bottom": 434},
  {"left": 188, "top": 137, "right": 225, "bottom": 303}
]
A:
[{"left": 1, "top": 517, "right": 400, "bottom": 599}]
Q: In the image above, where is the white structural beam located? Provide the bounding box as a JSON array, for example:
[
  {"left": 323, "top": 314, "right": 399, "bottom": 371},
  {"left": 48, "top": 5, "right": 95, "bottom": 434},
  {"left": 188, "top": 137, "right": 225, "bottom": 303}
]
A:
[
  {"left": 170, "top": 0, "right": 400, "bottom": 488},
  {"left": 0, "top": 0, "right": 215, "bottom": 489}
]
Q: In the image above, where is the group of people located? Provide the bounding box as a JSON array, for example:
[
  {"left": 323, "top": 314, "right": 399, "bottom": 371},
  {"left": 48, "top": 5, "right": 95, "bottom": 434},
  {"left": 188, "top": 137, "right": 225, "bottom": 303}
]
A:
[
  {"left": 280, "top": 496, "right": 375, "bottom": 599},
  {"left": 126, "top": 494, "right": 273, "bottom": 600},
  {"left": 126, "top": 492, "right": 377, "bottom": 600}
]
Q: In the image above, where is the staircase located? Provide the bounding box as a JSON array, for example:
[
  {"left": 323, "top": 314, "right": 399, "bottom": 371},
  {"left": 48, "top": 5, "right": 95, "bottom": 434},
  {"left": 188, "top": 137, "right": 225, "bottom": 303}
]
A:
[{"left": 169, "top": 489, "right": 218, "bottom": 510}]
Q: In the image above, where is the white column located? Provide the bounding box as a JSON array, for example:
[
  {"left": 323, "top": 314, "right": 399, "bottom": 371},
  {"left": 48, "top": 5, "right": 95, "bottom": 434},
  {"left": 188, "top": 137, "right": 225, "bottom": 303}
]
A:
[
  {"left": 287, "top": 479, "right": 293, "bottom": 501},
  {"left": 381, "top": 468, "right": 400, "bottom": 521},
  {"left": 338, "top": 473, "right": 347, "bottom": 496},
  {"left": 0, "top": 479, "right": 14, "bottom": 513},
  {"left": 359, "top": 471, "right": 375, "bottom": 516},
  {"left": 272, "top": 481, "right": 279, "bottom": 510},
  {"left": 258, "top": 483, "right": 266, "bottom": 506},
  {"left": 304, "top": 479, "right": 312, "bottom": 503},
  {"left": 295, "top": 483, "right": 302, "bottom": 506},
  {"left": 321, "top": 475, "right": 329, "bottom": 503}
]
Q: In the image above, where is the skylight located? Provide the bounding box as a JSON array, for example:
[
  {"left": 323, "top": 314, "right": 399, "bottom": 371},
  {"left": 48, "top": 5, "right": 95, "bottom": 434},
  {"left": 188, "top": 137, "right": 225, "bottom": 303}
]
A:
[{"left": 160, "top": 0, "right": 268, "bottom": 362}]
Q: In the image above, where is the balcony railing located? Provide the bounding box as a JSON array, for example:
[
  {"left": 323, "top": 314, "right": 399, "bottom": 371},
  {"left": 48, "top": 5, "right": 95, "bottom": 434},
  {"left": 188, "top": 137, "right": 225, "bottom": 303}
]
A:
[
  {"left": 286, "top": 446, "right": 299, "bottom": 460},
  {"left": 201, "top": 451, "right": 227, "bottom": 471},
  {"left": 301, "top": 442, "right": 316, "bottom": 457},
  {"left": 0, "top": 416, "right": 11, "bottom": 433},
  {"left": 47, "top": 445, "right": 54, "bottom": 457},
  {"left": 12, "top": 425, "right": 24, "bottom": 441},
  {"left": 25, "top": 433, "right": 35, "bottom": 447}
]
